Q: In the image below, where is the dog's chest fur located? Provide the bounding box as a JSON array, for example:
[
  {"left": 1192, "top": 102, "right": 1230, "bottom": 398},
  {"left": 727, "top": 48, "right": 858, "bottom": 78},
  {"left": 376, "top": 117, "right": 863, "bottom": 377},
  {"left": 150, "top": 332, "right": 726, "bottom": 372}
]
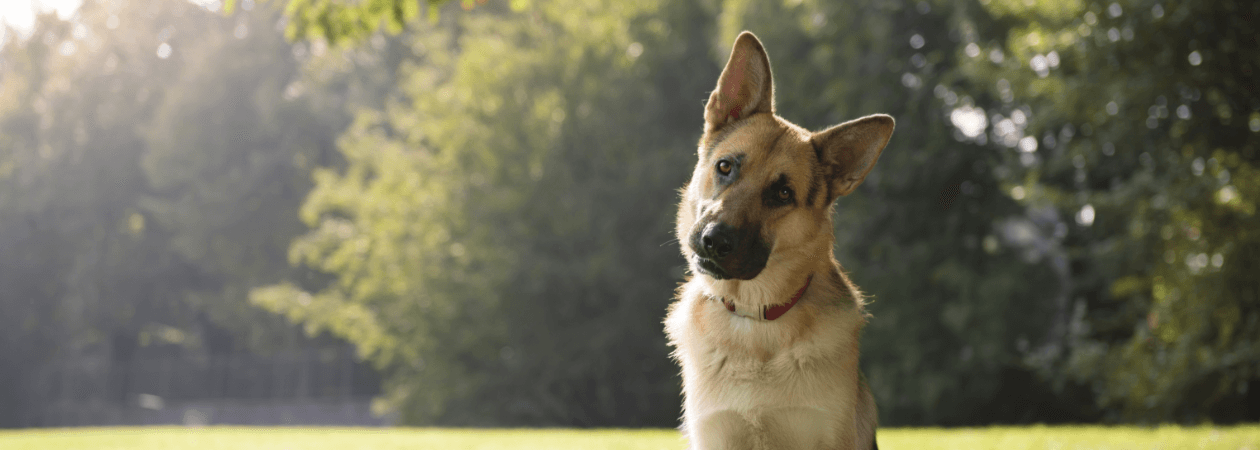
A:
[{"left": 665, "top": 279, "right": 866, "bottom": 449}]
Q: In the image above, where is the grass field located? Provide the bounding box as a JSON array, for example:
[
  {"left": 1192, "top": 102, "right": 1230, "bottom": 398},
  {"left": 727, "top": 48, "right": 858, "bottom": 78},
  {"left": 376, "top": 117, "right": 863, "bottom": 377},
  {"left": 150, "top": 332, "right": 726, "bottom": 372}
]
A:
[{"left": 0, "top": 425, "right": 1258, "bottom": 450}]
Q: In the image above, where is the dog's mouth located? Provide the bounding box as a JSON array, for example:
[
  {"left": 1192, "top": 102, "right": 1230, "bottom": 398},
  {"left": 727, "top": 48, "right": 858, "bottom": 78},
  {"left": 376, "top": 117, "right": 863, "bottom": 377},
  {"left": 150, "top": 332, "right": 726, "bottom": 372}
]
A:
[
  {"left": 693, "top": 255, "right": 765, "bottom": 281},
  {"left": 694, "top": 257, "right": 730, "bottom": 279}
]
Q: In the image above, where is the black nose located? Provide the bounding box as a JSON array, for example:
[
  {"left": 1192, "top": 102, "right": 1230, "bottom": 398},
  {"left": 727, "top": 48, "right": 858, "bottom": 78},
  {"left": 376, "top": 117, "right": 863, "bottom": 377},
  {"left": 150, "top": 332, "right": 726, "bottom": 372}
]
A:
[{"left": 701, "top": 223, "right": 735, "bottom": 258}]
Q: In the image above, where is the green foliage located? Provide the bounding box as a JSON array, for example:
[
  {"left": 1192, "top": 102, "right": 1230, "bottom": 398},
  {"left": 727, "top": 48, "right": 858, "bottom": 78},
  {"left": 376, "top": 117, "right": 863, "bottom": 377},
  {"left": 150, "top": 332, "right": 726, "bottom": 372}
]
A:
[
  {"left": 266, "top": 0, "right": 1258, "bottom": 426},
  {"left": 257, "top": 0, "right": 1119, "bottom": 426},
  {"left": 237, "top": 0, "right": 444, "bottom": 45},
  {"left": 253, "top": 0, "right": 712, "bottom": 424},
  {"left": 713, "top": 0, "right": 1065, "bottom": 424},
  {"left": 0, "top": 0, "right": 366, "bottom": 425},
  {"left": 4, "top": 0, "right": 1254, "bottom": 429},
  {"left": 0, "top": 0, "right": 214, "bottom": 421},
  {"left": 958, "top": 0, "right": 1260, "bottom": 422},
  {"left": 0, "top": 1, "right": 176, "bottom": 325},
  {"left": 137, "top": 2, "right": 343, "bottom": 351}
]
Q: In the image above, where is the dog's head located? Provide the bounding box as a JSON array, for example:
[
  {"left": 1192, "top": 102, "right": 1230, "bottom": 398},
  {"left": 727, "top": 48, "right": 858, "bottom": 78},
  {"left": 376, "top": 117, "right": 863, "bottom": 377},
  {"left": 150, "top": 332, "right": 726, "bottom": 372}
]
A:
[{"left": 677, "top": 31, "right": 894, "bottom": 281}]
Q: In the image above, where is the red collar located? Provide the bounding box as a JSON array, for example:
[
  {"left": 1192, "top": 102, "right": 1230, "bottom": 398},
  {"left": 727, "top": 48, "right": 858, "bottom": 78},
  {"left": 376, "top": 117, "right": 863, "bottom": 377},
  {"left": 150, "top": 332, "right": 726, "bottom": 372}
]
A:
[{"left": 721, "top": 275, "right": 812, "bottom": 321}]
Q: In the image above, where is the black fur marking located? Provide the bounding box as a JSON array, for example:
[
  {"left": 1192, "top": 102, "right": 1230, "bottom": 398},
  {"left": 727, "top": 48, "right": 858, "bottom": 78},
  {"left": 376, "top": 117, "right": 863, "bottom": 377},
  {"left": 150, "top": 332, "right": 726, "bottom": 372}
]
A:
[
  {"left": 762, "top": 173, "right": 794, "bottom": 208},
  {"left": 806, "top": 171, "right": 821, "bottom": 208},
  {"left": 811, "top": 137, "right": 824, "bottom": 167},
  {"left": 703, "top": 119, "right": 751, "bottom": 157},
  {"left": 809, "top": 138, "right": 834, "bottom": 204}
]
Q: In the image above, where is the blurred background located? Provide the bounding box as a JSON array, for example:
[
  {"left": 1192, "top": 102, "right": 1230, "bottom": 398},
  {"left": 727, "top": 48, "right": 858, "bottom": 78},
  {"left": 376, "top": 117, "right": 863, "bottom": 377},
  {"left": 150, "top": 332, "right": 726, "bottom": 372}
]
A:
[{"left": 0, "top": 0, "right": 1256, "bottom": 429}]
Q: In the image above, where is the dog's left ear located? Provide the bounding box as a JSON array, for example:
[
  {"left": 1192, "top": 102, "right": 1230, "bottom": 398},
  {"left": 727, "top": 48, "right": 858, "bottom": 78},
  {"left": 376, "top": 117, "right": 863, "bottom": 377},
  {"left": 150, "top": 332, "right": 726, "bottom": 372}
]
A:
[
  {"left": 812, "top": 114, "right": 895, "bottom": 201},
  {"left": 704, "top": 32, "right": 775, "bottom": 131}
]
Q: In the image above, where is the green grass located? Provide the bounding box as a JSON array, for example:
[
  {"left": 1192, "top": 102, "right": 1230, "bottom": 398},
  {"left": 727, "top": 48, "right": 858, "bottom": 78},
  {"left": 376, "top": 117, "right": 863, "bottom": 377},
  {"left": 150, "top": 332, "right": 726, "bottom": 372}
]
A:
[
  {"left": 0, "top": 425, "right": 1258, "bottom": 450},
  {"left": 880, "top": 425, "right": 1260, "bottom": 449}
]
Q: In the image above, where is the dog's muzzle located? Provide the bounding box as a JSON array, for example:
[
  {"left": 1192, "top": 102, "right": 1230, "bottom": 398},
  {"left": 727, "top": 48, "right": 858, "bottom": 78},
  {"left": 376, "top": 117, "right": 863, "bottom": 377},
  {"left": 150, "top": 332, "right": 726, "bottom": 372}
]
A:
[{"left": 690, "top": 222, "right": 769, "bottom": 280}]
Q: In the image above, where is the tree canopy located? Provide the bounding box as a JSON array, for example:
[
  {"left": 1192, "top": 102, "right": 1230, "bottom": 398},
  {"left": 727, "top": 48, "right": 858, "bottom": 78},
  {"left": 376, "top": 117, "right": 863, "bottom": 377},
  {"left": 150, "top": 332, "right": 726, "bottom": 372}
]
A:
[
  {"left": 253, "top": 0, "right": 1257, "bottom": 425},
  {"left": 960, "top": 0, "right": 1260, "bottom": 422},
  {"left": 1, "top": 0, "right": 1254, "bottom": 427}
]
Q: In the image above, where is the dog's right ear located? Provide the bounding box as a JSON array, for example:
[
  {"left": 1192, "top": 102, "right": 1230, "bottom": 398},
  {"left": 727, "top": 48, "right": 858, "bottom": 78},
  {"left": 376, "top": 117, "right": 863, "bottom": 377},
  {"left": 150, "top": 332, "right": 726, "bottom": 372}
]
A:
[{"left": 704, "top": 31, "right": 775, "bottom": 131}]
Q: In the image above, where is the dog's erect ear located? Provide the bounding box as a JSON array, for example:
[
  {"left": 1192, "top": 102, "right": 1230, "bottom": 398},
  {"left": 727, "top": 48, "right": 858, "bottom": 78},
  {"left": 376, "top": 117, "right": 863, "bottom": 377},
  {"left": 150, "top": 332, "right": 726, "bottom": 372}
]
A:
[
  {"left": 704, "top": 32, "right": 774, "bottom": 130},
  {"left": 812, "top": 114, "right": 895, "bottom": 200}
]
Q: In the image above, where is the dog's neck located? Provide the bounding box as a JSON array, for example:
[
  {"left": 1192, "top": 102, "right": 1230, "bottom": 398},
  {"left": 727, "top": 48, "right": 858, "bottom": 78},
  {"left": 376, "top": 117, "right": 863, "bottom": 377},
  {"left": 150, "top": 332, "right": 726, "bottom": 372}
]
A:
[
  {"left": 704, "top": 251, "right": 826, "bottom": 316},
  {"left": 719, "top": 275, "right": 812, "bottom": 320}
]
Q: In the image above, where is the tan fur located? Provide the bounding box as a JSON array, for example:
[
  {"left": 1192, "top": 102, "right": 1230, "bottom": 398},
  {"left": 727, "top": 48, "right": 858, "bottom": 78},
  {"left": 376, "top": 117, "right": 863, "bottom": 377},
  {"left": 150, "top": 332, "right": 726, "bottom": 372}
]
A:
[{"left": 665, "top": 31, "right": 893, "bottom": 450}]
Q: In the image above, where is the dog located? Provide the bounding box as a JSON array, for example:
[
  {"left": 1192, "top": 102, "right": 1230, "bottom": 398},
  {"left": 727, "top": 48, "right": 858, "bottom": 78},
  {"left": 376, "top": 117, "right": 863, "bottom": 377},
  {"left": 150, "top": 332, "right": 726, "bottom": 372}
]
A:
[{"left": 664, "top": 31, "right": 894, "bottom": 450}]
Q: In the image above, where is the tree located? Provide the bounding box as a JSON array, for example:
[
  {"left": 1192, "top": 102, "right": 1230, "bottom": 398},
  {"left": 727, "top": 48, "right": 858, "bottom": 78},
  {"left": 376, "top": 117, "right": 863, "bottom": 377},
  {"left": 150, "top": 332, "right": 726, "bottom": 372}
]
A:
[
  {"left": 138, "top": 2, "right": 342, "bottom": 352},
  {"left": 250, "top": 0, "right": 1257, "bottom": 426},
  {"left": 252, "top": 0, "right": 723, "bottom": 425},
  {"left": 0, "top": 0, "right": 379, "bottom": 425},
  {"left": 712, "top": 0, "right": 1073, "bottom": 424},
  {"left": 0, "top": 0, "right": 203, "bottom": 423},
  {"left": 255, "top": 0, "right": 1076, "bottom": 426},
  {"left": 959, "top": 0, "right": 1260, "bottom": 422}
]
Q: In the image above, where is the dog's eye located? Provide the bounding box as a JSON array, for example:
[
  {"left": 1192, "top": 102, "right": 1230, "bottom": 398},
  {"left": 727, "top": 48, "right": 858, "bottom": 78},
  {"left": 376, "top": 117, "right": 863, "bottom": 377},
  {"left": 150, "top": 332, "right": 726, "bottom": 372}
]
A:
[
  {"left": 716, "top": 160, "right": 732, "bottom": 175},
  {"left": 777, "top": 187, "right": 792, "bottom": 202}
]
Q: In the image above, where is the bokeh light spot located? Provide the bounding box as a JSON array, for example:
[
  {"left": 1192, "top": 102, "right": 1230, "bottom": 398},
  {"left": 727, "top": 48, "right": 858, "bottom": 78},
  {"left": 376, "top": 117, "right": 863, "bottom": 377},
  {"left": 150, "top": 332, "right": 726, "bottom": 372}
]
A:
[
  {"left": 1076, "top": 204, "right": 1095, "bottom": 226},
  {"left": 950, "top": 105, "right": 987, "bottom": 138},
  {"left": 910, "top": 34, "right": 924, "bottom": 49}
]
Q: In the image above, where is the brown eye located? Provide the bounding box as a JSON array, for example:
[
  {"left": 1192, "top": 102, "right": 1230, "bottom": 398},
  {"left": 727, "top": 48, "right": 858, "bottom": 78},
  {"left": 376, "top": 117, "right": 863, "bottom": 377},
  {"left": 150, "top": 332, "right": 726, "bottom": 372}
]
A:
[
  {"left": 716, "top": 160, "right": 732, "bottom": 175},
  {"left": 763, "top": 175, "right": 795, "bottom": 207},
  {"left": 777, "top": 187, "right": 791, "bottom": 202}
]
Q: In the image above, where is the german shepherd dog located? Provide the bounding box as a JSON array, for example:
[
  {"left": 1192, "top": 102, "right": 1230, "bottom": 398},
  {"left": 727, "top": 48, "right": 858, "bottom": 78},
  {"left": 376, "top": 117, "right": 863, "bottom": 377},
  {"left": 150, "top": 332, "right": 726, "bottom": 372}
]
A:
[{"left": 665, "top": 31, "right": 894, "bottom": 450}]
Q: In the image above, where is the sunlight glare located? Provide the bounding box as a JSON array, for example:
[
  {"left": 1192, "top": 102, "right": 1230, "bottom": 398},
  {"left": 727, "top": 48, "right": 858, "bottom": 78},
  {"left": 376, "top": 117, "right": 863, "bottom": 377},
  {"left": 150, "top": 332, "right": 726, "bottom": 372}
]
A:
[
  {"left": 0, "top": 0, "right": 82, "bottom": 40},
  {"left": 188, "top": 0, "right": 223, "bottom": 13}
]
